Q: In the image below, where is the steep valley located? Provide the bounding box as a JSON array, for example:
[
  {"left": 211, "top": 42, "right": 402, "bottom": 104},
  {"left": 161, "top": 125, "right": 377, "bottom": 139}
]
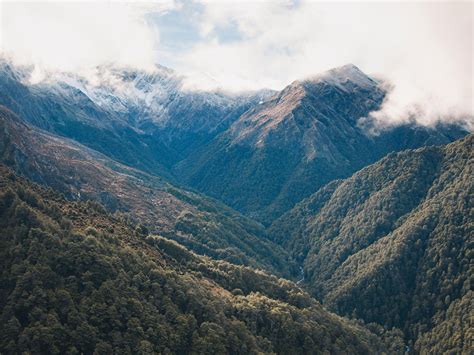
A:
[
  {"left": 0, "top": 106, "right": 295, "bottom": 277},
  {"left": 270, "top": 135, "right": 473, "bottom": 352}
]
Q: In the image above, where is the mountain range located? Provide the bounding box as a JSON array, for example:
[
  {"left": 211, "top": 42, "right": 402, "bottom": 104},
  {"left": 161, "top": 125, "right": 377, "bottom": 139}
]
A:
[
  {"left": 0, "top": 60, "right": 466, "bottom": 224},
  {"left": 0, "top": 58, "right": 471, "bottom": 354},
  {"left": 0, "top": 60, "right": 272, "bottom": 178}
]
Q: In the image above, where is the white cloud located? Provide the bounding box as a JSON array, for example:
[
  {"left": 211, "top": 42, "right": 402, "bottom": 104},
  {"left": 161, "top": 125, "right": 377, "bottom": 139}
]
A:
[
  {"left": 176, "top": 0, "right": 473, "bottom": 128},
  {"left": 0, "top": 1, "right": 177, "bottom": 78},
  {"left": 0, "top": 0, "right": 472, "bottom": 128}
]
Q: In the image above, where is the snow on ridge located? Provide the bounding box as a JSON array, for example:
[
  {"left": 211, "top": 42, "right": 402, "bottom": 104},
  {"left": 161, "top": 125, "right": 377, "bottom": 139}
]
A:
[{"left": 305, "top": 64, "right": 378, "bottom": 91}]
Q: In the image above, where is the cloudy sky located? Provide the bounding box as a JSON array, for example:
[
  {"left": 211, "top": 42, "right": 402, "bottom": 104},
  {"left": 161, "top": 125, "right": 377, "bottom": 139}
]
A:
[{"left": 1, "top": 0, "right": 472, "bottom": 127}]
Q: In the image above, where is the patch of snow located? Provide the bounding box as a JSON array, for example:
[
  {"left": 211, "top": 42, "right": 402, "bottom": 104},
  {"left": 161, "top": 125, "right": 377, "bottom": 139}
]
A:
[{"left": 307, "top": 63, "right": 377, "bottom": 91}]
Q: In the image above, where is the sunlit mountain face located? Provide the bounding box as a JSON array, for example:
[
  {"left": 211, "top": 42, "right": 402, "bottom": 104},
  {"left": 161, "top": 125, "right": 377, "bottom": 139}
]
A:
[{"left": 174, "top": 64, "right": 467, "bottom": 224}]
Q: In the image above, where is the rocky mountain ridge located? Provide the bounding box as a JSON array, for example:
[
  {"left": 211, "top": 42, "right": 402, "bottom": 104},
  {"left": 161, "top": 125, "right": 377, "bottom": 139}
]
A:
[{"left": 175, "top": 64, "right": 467, "bottom": 223}]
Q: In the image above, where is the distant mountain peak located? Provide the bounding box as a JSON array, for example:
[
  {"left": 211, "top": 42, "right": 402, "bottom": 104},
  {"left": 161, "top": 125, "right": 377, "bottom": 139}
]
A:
[
  {"left": 333, "top": 63, "right": 361, "bottom": 73},
  {"left": 304, "top": 63, "right": 378, "bottom": 91},
  {"left": 320, "top": 63, "right": 363, "bottom": 77}
]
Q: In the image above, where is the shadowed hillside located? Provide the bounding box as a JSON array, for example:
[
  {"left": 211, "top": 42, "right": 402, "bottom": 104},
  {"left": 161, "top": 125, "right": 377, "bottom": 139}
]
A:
[
  {"left": 270, "top": 135, "right": 473, "bottom": 352},
  {"left": 0, "top": 106, "right": 296, "bottom": 277}
]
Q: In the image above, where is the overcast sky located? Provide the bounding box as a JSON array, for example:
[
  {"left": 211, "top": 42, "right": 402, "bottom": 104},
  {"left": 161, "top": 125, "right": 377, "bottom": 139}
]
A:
[{"left": 1, "top": 0, "right": 472, "bottom": 127}]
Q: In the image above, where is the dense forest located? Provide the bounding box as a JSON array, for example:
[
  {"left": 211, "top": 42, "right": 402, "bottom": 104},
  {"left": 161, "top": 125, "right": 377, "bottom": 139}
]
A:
[
  {"left": 270, "top": 134, "right": 473, "bottom": 352},
  {"left": 0, "top": 164, "right": 405, "bottom": 354}
]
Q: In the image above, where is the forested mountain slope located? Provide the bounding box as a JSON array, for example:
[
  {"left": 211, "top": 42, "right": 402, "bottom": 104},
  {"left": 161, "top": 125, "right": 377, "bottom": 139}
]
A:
[
  {"left": 0, "top": 165, "right": 403, "bottom": 354},
  {"left": 175, "top": 64, "right": 467, "bottom": 224},
  {"left": 0, "top": 106, "right": 295, "bottom": 276},
  {"left": 269, "top": 134, "right": 473, "bottom": 352}
]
